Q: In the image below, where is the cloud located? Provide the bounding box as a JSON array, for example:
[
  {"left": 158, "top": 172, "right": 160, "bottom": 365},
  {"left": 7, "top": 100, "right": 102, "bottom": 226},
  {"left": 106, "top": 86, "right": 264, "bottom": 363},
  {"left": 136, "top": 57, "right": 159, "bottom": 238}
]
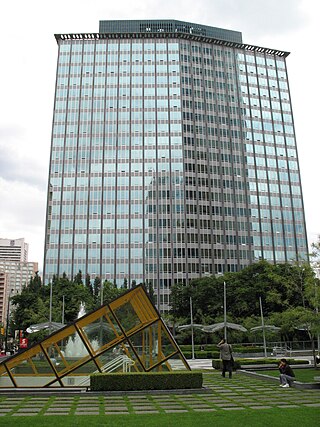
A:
[
  {"left": 0, "top": 126, "right": 48, "bottom": 190},
  {"left": 0, "top": 177, "right": 46, "bottom": 268},
  {"left": 194, "top": 0, "right": 306, "bottom": 35}
]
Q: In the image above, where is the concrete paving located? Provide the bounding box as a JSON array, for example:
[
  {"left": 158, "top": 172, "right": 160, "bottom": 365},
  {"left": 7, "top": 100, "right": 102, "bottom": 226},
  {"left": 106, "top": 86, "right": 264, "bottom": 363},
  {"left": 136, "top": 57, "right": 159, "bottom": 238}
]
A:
[{"left": 0, "top": 371, "right": 319, "bottom": 417}]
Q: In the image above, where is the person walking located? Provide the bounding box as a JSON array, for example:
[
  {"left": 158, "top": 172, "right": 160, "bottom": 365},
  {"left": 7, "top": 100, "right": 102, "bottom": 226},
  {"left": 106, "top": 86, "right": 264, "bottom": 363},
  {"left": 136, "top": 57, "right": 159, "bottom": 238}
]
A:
[
  {"left": 217, "top": 338, "right": 233, "bottom": 379},
  {"left": 279, "top": 358, "right": 295, "bottom": 387}
]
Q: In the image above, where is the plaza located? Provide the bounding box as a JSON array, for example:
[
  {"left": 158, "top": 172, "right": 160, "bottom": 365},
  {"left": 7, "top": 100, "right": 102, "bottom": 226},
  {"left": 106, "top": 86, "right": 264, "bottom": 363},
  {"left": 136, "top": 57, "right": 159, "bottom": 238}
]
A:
[{"left": 0, "top": 371, "right": 319, "bottom": 417}]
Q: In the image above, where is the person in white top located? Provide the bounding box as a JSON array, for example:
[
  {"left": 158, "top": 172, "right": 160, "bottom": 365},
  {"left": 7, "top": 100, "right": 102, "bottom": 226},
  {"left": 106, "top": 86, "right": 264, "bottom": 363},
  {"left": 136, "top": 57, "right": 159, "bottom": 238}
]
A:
[{"left": 217, "top": 338, "right": 233, "bottom": 379}]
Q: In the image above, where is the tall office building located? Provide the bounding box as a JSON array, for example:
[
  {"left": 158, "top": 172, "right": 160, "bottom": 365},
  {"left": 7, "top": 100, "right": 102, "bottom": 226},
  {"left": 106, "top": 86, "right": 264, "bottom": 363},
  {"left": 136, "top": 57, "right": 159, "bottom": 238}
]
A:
[
  {"left": 43, "top": 20, "right": 308, "bottom": 311},
  {"left": 0, "top": 261, "right": 38, "bottom": 295},
  {"left": 0, "top": 270, "right": 8, "bottom": 327},
  {"left": 0, "top": 239, "right": 37, "bottom": 327},
  {"left": 0, "top": 238, "right": 29, "bottom": 263}
]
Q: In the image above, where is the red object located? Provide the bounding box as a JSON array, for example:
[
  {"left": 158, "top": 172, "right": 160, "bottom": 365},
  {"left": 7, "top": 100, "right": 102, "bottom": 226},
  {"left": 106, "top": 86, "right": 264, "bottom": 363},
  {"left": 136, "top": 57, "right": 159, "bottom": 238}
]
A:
[{"left": 20, "top": 338, "right": 28, "bottom": 348}]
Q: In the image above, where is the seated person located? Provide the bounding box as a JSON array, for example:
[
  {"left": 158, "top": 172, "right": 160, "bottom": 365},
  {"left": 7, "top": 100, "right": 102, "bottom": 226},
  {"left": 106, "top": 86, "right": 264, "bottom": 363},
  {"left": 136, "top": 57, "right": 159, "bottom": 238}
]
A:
[{"left": 279, "top": 358, "right": 295, "bottom": 388}]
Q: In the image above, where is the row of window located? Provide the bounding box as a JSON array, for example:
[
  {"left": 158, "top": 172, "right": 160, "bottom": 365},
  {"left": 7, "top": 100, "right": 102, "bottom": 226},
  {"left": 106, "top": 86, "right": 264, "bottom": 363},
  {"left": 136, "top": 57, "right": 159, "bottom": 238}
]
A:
[{"left": 60, "top": 41, "right": 180, "bottom": 53}]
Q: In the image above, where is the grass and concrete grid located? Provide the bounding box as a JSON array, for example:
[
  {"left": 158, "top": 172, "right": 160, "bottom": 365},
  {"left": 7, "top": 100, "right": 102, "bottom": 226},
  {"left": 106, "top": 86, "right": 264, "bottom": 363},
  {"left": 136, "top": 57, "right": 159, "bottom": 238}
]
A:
[{"left": 0, "top": 371, "right": 319, "bottom": 426}]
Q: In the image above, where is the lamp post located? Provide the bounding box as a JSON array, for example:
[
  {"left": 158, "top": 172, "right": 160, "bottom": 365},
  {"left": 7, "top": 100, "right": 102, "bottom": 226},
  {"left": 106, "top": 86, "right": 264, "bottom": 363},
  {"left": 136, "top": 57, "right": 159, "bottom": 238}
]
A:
[
  {"left": 49, "top": 281, "right": 53, "bottom": 334},
  {"left": 4, "top": 289, "right": 13, "bottom": 353},
  {"left": 259, "top": 296, "right": 268, "bottom": 357},
  {"left": 315, "top": 268, "right": 320, "bottom": 352},
  {"left": 223, "top": 282, "right": 227, "bottom": 341},
  {"left": 100, "top": 280, "right": 104, "bottom": 306},
  {"left": 190, "top": 297, "right": 195, "bottom": 360},
  {"left": 61, "top": 295, "right": 65, "bottom": 325}
]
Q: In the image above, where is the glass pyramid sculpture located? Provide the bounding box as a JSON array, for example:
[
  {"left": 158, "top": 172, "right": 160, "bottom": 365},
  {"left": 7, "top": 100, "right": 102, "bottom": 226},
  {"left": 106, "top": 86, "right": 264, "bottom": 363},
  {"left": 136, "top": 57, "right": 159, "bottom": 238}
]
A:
[{"left": 0, "top": 285, "right": 190, "bottom": 387}]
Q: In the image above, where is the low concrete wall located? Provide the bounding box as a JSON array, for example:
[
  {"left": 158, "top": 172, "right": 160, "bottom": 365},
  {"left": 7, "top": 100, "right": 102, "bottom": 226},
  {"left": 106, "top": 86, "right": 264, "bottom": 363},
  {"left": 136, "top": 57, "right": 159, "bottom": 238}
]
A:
[{"left": 239, "top": 369, "right": 320, "bottom": 389}]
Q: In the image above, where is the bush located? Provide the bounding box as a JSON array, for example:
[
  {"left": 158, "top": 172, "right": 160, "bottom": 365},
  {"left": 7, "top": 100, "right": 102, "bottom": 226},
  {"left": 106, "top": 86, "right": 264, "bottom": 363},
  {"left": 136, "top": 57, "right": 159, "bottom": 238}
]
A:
[
  {"left": 180, "top": 344, "right": 270, "bottom": 355},
  {"left": 183, "top": 351, "right": 220, "bottom": 359},
  {"left": 90, "top": 371, "right": 203, "bottom": 391},
  {"left": 212, "top": 359, "right": 241, "bottom": 370},
  {"left": 211, "top": 358, "right": 307, "bottom": 370},
  {"left": 233, "top": 347, "right": 271, "bottom": 354}
]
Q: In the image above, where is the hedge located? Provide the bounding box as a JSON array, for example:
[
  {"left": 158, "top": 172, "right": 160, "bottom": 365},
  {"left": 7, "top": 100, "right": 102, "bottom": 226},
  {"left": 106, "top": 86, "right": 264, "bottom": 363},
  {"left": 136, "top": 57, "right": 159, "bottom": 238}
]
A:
[
  {"left": 180, "top": 345, "right": 272, "bottom": 356},
  {"left": 212, "top": 359, "right": 241, "bottom": 370},
  {"left": 183, "top": 351, "right": 220, "bottom": 359},
  {"left": 90, "top": 371, "right": 203, "bottom": 391},
  {"left": 212, "top": 358, "right": 307, "bottom": 370}
]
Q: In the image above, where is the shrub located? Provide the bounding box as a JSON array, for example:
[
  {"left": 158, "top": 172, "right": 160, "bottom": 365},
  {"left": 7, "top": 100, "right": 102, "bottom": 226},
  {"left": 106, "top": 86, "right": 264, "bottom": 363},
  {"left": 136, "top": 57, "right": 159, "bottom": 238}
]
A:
[
  {"left": 211, "top": 358, "right": 307, "bottom": 370},
  {"left": 212, "top": 359, "right": 241, "bottom": 370},
  {"left": 183, "top": 351, "right": 220, "bottom": 359},
  {"left": 90, "top": 371, "right": 203, "bottom": 391}
]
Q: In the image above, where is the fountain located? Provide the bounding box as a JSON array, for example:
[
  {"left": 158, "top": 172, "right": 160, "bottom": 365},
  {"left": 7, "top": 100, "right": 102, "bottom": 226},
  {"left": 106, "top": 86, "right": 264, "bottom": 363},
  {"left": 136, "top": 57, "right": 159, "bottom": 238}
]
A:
[{"left": 65, "top": 302, "right": 99, "bottom": 357}]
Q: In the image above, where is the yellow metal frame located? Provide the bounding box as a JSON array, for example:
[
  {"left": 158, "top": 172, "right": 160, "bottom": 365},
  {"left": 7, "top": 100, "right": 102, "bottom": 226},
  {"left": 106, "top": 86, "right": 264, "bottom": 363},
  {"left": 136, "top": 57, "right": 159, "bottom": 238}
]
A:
[{"left": 0, "top": 285, "right": 190, "bottom": 387}]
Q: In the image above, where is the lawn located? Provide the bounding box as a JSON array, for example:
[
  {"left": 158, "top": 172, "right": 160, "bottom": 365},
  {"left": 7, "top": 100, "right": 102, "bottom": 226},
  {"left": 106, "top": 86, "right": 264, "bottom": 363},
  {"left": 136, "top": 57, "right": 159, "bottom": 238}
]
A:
[
  {"left": 1, "top": 408, "right": 320, "bottom": 427},
  {"left": 256, "top": 368, "right": 320, "bottom": 382}
]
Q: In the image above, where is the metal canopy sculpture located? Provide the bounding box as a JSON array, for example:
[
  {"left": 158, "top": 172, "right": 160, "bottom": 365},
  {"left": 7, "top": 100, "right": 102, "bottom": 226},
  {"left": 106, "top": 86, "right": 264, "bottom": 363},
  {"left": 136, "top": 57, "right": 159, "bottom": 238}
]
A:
[
  {"left": 202, "top": 322, "right": 248, "bottom": 333},
  {"left": 0, "top": 285, "right": 190, "bottom": 388},
  {"left": 250, "top": 325, "right": 280, "bottom": 332},
  {"left": 26, "top": 322, "right": 65, "bottom": 334}
]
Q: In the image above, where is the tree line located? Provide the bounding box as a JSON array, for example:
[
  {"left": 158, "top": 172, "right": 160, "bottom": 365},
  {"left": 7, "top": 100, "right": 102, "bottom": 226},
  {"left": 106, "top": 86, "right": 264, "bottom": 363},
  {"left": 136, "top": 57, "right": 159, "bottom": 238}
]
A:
[
  {"left": 5, "top": 256, "right": 320, "bottom": 353},
  {"left": 169, "top": 260, "right": 320, "bottom": 350},
  {"left": 9, "top": 272, "right": 126, "bottom": 345}
]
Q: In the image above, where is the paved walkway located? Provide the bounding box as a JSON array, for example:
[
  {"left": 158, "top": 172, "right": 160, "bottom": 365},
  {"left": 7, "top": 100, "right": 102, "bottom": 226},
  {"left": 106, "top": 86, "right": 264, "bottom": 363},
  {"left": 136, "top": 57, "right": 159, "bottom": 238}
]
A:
[{"left": 0, "top": 372, "right": 319, "bottom": 417}]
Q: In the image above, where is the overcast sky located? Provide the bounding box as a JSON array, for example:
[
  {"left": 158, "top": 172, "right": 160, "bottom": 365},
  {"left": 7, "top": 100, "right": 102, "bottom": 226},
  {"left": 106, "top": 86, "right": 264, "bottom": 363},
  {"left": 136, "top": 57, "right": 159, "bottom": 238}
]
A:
[{"left": 0, "top": 0, "right": 318, "bottom": 271}]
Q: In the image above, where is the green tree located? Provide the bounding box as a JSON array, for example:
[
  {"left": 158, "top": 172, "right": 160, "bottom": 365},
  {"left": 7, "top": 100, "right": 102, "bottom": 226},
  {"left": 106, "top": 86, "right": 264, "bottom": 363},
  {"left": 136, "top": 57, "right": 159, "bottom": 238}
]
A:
[
  {"left": 11, "top": 273, "right": 95, "bottom": 343},
  {"left": 11, "top": 274, "right": 47, "bottom": 329},
  {"left": 93, "top": 276, "right": 101, "bottom": 303},
  {"left": 169, "top": 260, "right": 319, "bottom": 347},
  {"left": 101, "top": 280, "right": 124, "bottom": 305},
  {"left": 270, "top": 307, "right": 320, "bottom": 367}
]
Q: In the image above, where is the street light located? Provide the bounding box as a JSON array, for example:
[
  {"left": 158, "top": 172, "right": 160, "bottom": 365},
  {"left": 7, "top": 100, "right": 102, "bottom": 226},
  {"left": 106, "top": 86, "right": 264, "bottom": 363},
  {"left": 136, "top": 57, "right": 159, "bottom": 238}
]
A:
[
  {"left": 176, "top": 298, "right": 200, "bottom": 360},
  {"left": 259, "top": 296, "right": 267, "bottom": 358},
  {"left": 49, "top": 280, "right": 53, "bottom": 334},
  {"left": 314, "top": 268, "right": 320, "bottom": 353},
  {"left": 190, "top": 297, "right": 195, "bottom": 360},
  {"left": 223, "top": 281, "right": 227, "bottom": 340},
  {"left": 62, "top": 295, "right": 65, "bottom": 325},
  {"left": 4, "top": 289, "right": 13, "bottom": 353}
]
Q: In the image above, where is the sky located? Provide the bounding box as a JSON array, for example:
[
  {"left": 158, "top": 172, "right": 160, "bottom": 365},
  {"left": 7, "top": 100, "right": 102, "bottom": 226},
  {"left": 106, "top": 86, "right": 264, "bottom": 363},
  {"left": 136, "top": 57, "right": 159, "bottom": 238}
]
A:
[{"left": 0, "top": 0, "right": 319, "bottom": 272}]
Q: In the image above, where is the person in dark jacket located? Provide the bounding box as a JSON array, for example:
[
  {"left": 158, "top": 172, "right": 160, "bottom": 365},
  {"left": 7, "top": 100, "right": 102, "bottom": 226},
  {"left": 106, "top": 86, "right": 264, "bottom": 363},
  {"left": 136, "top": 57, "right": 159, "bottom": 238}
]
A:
[
  {"left": 279, "top": 358, "right": 295, "bottom": 387},
  {"left": 217, "top": 338, "right": 233, "bottom": 379}
]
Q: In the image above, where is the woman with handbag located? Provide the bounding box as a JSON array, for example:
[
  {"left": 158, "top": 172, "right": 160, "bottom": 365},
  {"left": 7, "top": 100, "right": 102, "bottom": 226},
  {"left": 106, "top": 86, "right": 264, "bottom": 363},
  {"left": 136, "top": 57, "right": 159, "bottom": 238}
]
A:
[{"left": 217, "top": 338, "right": 233, "bottom": 379}]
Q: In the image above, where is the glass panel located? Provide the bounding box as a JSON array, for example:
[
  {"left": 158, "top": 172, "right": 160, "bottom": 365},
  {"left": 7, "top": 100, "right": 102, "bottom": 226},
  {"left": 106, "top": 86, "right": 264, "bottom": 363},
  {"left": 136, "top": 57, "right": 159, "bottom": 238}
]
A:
[
  {"left": 80, "top": 310, "right": 124, "bottom": 355},
  {"left": 44, "top": 330, "right": 91, "bottom": 375},
  {"left": 127, "top": 321, "right": 178, "bottom": 370},
  {"left": 0, "top": 363, "right": 13, "bottom": 387},
  {"left": 96, "top": 346, "right": 136, "bottom": 373},
  {"left": 112, "top": 301, "right": 142, "bottom": 334},
  {"left": 0, "top": 369, "right": 14, "bottom": 387},
  {"left": 119, "top": 342, "right": 144, "bottom": 372},
  {"left": 61, "top": 359, "right": 99, "bottom": 386},
  {"left": 6, "top": 350, "right": 57, "bottom": 387}
]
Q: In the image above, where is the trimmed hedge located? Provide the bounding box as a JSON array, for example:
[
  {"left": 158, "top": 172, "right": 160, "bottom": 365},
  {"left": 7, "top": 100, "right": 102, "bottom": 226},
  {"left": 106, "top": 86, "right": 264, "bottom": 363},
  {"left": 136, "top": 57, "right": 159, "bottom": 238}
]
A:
[
  {"left": 184, "top": 351, "right": 220, "bottom": 359},
  {"left": 180, "top": 345, "right": 269, "bottom": 354},
  {"left": 212, "top": 359, "right": 241, "bottom": 370},
  {"left": 212, "top": 358, "right": 307, "bottom": 370},
  {"left": 180, "top": 345, "right": 273, "bottom": 358},
  {"left": 90, "top": 371, "right": 203, "bottom": 391}
]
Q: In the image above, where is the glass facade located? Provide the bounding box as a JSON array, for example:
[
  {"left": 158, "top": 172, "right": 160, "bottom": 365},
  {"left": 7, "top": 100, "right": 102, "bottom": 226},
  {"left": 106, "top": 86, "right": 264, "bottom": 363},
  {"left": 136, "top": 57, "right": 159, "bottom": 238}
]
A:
[{"left": 44, "top": 21, "right": 308, "bottom": 311}]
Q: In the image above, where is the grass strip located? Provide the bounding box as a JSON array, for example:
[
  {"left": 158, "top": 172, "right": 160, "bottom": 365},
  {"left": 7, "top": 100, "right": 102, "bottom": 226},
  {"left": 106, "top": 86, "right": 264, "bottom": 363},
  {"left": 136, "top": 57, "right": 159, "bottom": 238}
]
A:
[
  {"left": 1, "top": 407, "right": 320, "bottom": 427},
  {"left": 256, "top": 368, "right": 319, "bottom": 383}
]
